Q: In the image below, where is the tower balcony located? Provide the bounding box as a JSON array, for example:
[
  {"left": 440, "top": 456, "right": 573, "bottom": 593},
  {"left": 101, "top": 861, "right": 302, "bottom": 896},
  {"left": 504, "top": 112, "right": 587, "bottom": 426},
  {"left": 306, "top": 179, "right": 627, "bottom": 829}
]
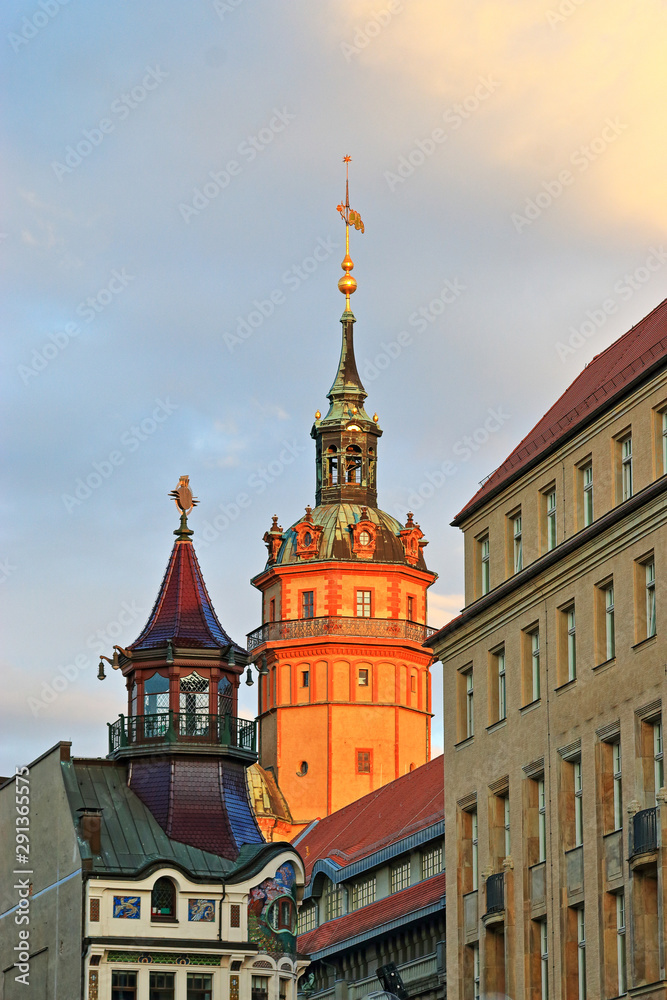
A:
[
  {"left": 247, "top": 615, "right": 436, "bottom": 651},
  {"left": 107, "top": 711, "right": 257, "bottom": 761}
]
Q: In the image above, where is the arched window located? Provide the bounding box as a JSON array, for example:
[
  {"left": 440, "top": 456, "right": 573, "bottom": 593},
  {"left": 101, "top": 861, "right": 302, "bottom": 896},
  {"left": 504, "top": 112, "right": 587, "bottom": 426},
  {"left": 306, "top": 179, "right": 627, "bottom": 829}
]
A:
[
  {"left": 326, "top": 446, "right": 339, "bottom": 485},
  {"left": 368, "top": 448, "right": 376, "bottom": 487},
  {"left": 345, "top": 445, "right": 362, "bottom": 484},
  {"left": 268, "top": 896, "right": 295, "bottom": 932},
  {"left": 151, "top": 877, "right": 176, "bottom": 921},
  {"left": 180, "top": 672, "right": 209, "bottom": 736},
  {"left": 143, "top": 672, "right": 169, "bottom": 715},
  {"left": 218, "top": 676, "right": 233, "bottom": 718}
]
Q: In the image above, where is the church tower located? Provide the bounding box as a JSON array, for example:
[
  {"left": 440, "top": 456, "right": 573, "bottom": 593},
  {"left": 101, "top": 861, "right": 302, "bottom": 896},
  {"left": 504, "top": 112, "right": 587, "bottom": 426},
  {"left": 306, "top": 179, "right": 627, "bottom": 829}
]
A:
[{"left": 248, "top": 162, "right": 437, "bottom": 837}]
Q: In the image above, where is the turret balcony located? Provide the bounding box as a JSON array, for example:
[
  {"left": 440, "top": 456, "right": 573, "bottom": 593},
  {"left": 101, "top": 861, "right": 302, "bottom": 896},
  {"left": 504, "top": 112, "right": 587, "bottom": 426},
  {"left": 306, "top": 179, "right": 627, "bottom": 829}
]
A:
[
  {"left": 107, "top": 711, "right": 257, "bottom": 761},
  {"left": 247, "top": 615, "right": 436, "bottom": 651}
]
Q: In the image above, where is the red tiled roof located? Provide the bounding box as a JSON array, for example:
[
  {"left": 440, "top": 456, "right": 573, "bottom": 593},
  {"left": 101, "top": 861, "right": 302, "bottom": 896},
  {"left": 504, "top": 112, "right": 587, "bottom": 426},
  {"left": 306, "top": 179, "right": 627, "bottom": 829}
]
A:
[
  {"left": 453, "top": 297, "right": 667, "bottom": 525},
  {"left": 297, "top": 872, "right": 445, "bottom": 955},
  {"left": 293, "top": 756, "right": 444, "bottom": 881},
  {"left": 129, "top": 538, "right": 243, "bottom": 652}
]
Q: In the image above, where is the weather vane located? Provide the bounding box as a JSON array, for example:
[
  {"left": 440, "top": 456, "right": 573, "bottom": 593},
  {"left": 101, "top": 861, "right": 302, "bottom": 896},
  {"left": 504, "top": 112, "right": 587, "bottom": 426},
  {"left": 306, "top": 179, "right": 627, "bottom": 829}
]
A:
[
  {"left": 336, "top": 155, "right": 365, "bottom": 311},
  {"left": 169, "top": 475, "right": 198, "bottom": 540}
]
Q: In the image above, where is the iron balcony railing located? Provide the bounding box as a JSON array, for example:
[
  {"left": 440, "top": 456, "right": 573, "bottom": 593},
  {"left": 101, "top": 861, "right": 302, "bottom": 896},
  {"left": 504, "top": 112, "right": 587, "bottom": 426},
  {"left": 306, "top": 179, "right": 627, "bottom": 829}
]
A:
[
  {"left": 107, "top": 711, "right": 256, "bottom": 756},
  {"left": 632, "top": 806, "right": 658, "bottom": 857},
  {"left": 247, "top": 616, "right": 436, "bottom": 651},
  {"left": 485, "top": 872, "right": 505, "bottom": 915}
]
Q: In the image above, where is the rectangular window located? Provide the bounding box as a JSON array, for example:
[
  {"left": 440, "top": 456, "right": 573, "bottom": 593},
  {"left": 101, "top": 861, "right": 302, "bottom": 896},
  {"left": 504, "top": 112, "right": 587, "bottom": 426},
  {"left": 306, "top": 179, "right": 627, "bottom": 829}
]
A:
[
  {"left": 358, "top": 668, "right": 369, "bottom": 686},
  {"left": 279, "top": 981, "right": 288, "bottom": 1000},
  {"left": 297, "top": 902, "right": 318, "bottom": 934},
  {"left": 466, "top": 668, "right": 474, "bottom": 738},
  {"left": 391, "top": 861, "right": 411, "bottom": 893},
  {"left": 612, "top": 740, "right": 622, "bottom": 831},
  {"left": 407, "top": 595, "right": 414, "bottom": 620},
  {"left": 663, "top": 411, "right": 667, "bottom": 475},
  {"left": 421, "top": 844, "right": 443, "bottom": 880},
  {"left": 574, "top": 760, "right": 583, "bottom": 847},
  {"left": 323, "top": 880, "right": 343, "bottom": 921},
  {"left": 582, "top": 462, "right": 593, "bottom": 527},
  {"left": 513, "top": 513, "right": 523, "bottom": 573},
  {"left": 503, "top": 793, "right": 511, "bottom": 856},
  {"left": 357, "top": 749, "right": 371, "bottom": 774},
  {"left": 616, "top": 893, "right": 627, "bottom": 996},
  {"left": 489, "top": 647, "right": 506, "bottom": 723},
  {"left": 112, "top": 972, "right": 137, "bottom": 1000},
  {"left": 546, "top": 489, "right": 557, "bottom": 551},
  {"left": 605, "top": 583, "right": 615, "bottom": 660},
  {"left": 646, "top": 559, "right": 656, "bottom": 637},
  {"left": 471, "top": 808, "right": 478, "bottom": 888},
  {"left": 473, "top": 943, "right": 481, "bottom": 1000},
  {"left": 150, "top": 973, "right": 175, "bottom": 1000},
  {"left": 538, "top": 777, "right": 547, "bottom": 862},
  {"left": 186, "top": 975, "right": 213, "bottom": 1000},
  {"left": 560, "top": 604, "right": 576, "bottom": 683},
  {"left": 301, "top": 669, "right": 309, "bottom": 688},
  {"left": 525, "top": 627, "right": 541, "bottom": 703},
  {"left": 356, "top": 590, "right": 372, "bottom": 617},
  {"left": 251, "top": 977, "right": 269, "bottom": 1000},
  {"left": 301, "top": 591, "right": 314, "bottom": 619},
  {"left": 269, "top": 598, "right": 276, "bottom": 622},
  {"left": 654, "top": 721, "right": 664, "bottom": 802},
  {"left": 351, "top": 876, "right": 376, "bottom": 910},
  {"left": 621, "top": 434, "right": 633, "bottom": 500},
  {"left": 540, "top": 919, "right": 549, "bottom": 1000},
  {"left": 577, "top": 908, "right": 586, "bottom": 1000},
  {"left": 480, "top": 534, "right": 490, "bottom": 595}
]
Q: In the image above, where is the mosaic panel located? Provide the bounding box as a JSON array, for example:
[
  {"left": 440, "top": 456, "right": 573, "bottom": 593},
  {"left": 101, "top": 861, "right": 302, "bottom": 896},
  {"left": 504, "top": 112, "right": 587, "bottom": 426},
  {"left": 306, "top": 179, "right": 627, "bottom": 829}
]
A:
[
  {"left": 188, "top": 899, "right": 215, "bottom": 922},
  {"left": 112, "top": 897, "right": 140, "bottom": 919},
  {"left": 248, "top": 861, "right": 297, "bottom": 956},
  {"left": 106, "top": 951, "right": 221, "bottom": 966}
]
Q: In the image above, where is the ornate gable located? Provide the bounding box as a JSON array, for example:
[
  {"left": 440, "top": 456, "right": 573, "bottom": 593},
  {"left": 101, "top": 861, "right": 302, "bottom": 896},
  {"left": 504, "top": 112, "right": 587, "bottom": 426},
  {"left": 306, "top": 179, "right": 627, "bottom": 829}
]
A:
[{"left": 399, "top": 512, "right": 428, "bottom": 567}]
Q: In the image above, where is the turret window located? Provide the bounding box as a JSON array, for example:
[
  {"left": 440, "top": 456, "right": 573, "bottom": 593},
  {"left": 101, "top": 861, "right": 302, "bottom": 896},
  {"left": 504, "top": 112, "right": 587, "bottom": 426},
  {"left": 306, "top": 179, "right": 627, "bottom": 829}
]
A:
[
  {"left": 144, "top": 672, "right": 169, "bottom": 717},
  {"left": 326, "top": 446, "right": 339, "bottom": 485},
  {"left": 345, "top": 445, "right": 362, "bottom": 483},
  {"left": 218, "top": 676, "right": 232, "bottom": 718},
  {"left": 179, "top": 673, "right": 209, "bottom": 735},
  {"left": 302, "top": 591, "right": 314, "bottom": 618}
]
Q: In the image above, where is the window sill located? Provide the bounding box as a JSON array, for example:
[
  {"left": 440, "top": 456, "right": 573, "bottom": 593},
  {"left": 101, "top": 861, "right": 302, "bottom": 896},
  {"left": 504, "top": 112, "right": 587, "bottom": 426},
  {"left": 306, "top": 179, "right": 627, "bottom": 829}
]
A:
[
  {"left": 455, "top": 735, "right": 474, "bottom": 750},
  {"left": 150, "top": 918, "right": 179, "bottom": 925},
  {"left": 520, "top": 698, "right": 541, "bottom": 715},
  {"left": 592, "top": 657, "right": 616, "bottom": 672},
  {"left": 486, "top": 718, "right": 507, "bottom": 734},
  {"left": 632, "top": 634, "right": 657, "bottom": 651},
  {"left": 555, "top": 678, "right": 577, "bottom": 693}
]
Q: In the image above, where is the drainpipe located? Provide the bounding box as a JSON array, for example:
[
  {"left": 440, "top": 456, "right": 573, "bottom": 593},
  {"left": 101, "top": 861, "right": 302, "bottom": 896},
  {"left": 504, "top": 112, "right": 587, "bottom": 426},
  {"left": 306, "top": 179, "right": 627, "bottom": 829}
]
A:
[{"left": 217, "top": 880, "right": 226, "bottom": 941}]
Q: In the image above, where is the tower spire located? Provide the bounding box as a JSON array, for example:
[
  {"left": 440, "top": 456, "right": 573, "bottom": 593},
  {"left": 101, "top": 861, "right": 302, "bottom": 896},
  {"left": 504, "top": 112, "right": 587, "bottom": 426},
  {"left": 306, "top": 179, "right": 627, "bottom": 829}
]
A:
[{"left": 336, "top": 155, "right": 364, "bottom": 314}]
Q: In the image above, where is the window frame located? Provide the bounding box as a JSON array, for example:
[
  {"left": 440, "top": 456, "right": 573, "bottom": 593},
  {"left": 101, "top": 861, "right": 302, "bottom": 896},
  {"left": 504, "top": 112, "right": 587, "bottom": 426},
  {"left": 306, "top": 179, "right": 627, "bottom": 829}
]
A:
[
  {"left": 480, "top": 534, "right": 490, "bottom": 595},
  {"left": 582, "top": 460, "right": 593, "bottom": 527},
  {"left": 621, "top": 433, "right": 633, "bottom": 501},
  {"left": 355, "top": 589, "right": 372, "bottom": 618},
  {"left": 545, "top": 487, "right": 557, "bottom": 551},
  {"left": 356, "top": 748, "right": 372, "bottom": 774},
  {"left": 390, "top": 860, "right": 411, "bottom": 894}
]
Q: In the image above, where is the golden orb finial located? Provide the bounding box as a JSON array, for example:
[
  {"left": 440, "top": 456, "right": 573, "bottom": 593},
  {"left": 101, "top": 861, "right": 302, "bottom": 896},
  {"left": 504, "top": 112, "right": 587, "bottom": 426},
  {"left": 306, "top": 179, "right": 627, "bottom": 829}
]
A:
[{"left": 336, "top": 155, "right": 364, "bottom": 310}]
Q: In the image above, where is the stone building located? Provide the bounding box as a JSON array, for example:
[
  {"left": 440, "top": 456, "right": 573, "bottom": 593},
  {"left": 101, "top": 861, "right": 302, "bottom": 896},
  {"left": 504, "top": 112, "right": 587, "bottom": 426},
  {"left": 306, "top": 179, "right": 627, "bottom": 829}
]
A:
[
  {"left": 0, "top": 497, "right": 307, "bottom": 1000},
  {"left": 294, "top": 755, "right": 445, "bottom": 1000},
  {"left": 426, "top": 298, "right": 667, "bottom": 999}
]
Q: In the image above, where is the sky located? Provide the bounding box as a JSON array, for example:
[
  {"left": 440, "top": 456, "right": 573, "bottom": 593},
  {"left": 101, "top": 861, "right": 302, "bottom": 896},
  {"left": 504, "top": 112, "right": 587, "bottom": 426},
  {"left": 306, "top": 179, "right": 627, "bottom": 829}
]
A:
[{"left": 2, "top": 0, "right": 667, "bottom": 776}]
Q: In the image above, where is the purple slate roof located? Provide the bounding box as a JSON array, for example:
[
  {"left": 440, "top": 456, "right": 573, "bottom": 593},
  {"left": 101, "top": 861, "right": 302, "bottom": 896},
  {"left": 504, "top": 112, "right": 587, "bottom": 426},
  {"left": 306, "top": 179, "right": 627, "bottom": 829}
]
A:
[{"left": 129, "top": 538, "right": 244, "bottom": 653}]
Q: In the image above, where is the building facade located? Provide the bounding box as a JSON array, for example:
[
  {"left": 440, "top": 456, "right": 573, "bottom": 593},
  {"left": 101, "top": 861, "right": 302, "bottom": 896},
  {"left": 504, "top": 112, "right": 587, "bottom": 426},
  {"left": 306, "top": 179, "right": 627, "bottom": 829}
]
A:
[
  {"left": 247, "top": 187, "right": 437, "bottom": 838},
  {"left": 0, "top": 492, "right": 308, "bottom": 1000},
  {"left": 294, "top": 756, "right": 445, "bottom": 1000},
  {"left": 426, "top": 298, "right": 667, "bottom": 999}
]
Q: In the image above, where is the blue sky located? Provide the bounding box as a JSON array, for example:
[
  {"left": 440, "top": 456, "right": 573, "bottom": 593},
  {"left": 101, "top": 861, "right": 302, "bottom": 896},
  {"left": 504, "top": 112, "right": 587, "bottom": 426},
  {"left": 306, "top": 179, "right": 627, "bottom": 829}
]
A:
[{"left": 2, "top": 0, "right": 667, "bottom": 775}]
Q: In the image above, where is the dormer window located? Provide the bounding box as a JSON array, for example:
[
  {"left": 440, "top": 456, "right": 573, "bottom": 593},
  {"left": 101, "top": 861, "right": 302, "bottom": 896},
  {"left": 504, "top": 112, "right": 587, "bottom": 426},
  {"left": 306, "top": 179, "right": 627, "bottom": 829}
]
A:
[{"left": 359, "top": 530, "right": 371, "bottom": 546}]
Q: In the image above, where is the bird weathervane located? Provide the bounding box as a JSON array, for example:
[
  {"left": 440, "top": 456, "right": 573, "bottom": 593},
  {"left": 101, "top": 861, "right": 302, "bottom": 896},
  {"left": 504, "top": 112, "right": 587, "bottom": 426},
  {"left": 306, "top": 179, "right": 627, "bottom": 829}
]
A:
[{"left": 336, "top": 155, "right": 365, "bottom": 310}]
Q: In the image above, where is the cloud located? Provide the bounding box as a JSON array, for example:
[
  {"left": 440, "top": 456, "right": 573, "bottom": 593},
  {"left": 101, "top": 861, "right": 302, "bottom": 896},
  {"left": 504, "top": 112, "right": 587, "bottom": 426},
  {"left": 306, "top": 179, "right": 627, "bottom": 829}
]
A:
[{"left": 428, "top": 592, "right": 464, "bottom": 629}]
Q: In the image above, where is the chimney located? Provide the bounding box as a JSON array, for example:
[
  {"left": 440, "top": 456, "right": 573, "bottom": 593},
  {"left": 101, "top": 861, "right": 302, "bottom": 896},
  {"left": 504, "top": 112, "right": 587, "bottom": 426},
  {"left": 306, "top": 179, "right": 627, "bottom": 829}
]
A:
[{"left": 77, "top": 807, "right": 103, "bottom": 855}]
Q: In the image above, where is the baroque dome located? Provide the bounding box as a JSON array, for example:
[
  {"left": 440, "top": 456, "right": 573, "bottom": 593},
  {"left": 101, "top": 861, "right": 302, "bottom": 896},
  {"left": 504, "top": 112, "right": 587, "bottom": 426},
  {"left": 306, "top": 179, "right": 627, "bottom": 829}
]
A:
[{"left": 269, "top": 502, "right": 429, "bottom": 571}]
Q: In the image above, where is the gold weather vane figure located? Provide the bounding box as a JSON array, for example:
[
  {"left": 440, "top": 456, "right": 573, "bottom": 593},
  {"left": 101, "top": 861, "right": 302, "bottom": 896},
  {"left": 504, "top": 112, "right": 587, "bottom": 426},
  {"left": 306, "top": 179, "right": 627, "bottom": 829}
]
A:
[
  {"left": 169, "top": 475, "right": 199, "bottom": 514},
  {"left": 336, "top": 155, "right": 365, "bottom": 310}
]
